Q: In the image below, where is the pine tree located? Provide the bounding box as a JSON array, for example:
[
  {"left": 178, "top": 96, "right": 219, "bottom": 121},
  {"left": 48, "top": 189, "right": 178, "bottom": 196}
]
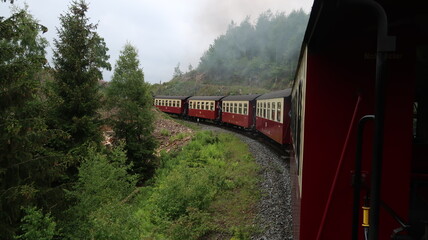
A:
[
  {"left": 52, "top": 0, "right": 111, "bottom": 154},
  {"left": 107, "top": 43, "right": 157, "bottom": 178},
  {"left": 0, "top": 8, "right": 61, "bottom": 239}
]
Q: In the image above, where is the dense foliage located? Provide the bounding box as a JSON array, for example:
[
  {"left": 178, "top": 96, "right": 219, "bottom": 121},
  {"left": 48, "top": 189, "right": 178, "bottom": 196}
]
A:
[
  {"left": 106, "top": 43, "right": 157, "bottom": 178},
  {"left": 0, "top": 8, "right": 61, "bottom": 239},
  {"left": 51, "top": 0, "right": 111, "bottom": 154},
  {"left": 63, "top": 146, "right": 140, "bottom": 240},
  {"left": 137, "top": 131, "right": 260, "bottom": 239}
]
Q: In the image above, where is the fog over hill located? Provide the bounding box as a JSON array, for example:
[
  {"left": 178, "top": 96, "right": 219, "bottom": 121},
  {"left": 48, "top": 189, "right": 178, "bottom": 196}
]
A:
[{"left": 153, "top": 9, "right": 309, "bottom": 96}]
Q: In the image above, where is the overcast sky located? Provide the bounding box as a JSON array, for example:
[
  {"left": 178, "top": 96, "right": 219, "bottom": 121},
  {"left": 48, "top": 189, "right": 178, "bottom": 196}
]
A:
[{"left": 1, "top": 0, "right": 313, "bottom": 84}]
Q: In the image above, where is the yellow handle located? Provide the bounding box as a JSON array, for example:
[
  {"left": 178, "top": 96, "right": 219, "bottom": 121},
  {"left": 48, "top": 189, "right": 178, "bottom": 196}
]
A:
[{"left": 362, "top": 206, "right": 370, "bottom": 227}]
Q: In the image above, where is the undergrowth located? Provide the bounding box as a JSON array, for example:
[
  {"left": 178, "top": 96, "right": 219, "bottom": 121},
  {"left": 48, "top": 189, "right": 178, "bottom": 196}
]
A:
[{"left": 136, "top": 131, "right": 260, "bottom": 239}]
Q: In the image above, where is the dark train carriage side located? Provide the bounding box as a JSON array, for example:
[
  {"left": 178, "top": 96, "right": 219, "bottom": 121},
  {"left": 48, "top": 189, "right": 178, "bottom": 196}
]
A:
[
  {"left": 221, "top": 94, "right": 260, "bottom": 129},
  {"left": 290, "top": 0, "right": 428, "bottom": 240},
  {"left": 154, "top": 95, "right": 190, "bottom": 115},
  {"left": 255, "top": 89, "right": 291, "bottom": 145},
  {"left": 188, "top": 96, "right": 224, "bottom": 121}
]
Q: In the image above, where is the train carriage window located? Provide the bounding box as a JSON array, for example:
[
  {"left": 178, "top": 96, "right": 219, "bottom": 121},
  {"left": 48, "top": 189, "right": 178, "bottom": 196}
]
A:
[
  {"left": 239, "top": 103, "right": 242, "bottom": 114},
  {"left": 178, "top": 101, "right": 181, "bottom": 107},
  {"left": 222, "top": 102, "right": 225, "bottom": 111},
  {"left": 210, "top": 102, "right": 214, "bottom": 111},
  {"left": 244, "top": 103, "right": 248, "bottom": 115},
  {"left": 267, "top": 102, "right": 271, "bottom": 120},
  {"left": 277, "top": 102, "right": 281, "bottom": 122},
  {"left": 227, "top": 103, "right": 230, "bottom": 112},
  {"left": 263, "top": 102, "right": 266, "bottom": 118},
  {"left": 197, "top": 102, "right": 200, "bottom": 109},
  {"left": 272, "top": 102, "right": 276, "bottom": 121},
  {"left": 256, "top": 102, "right": 259, "bottom": 116},
  {"left": 172, "top": 101, "right": 176, "bottom": 107}
]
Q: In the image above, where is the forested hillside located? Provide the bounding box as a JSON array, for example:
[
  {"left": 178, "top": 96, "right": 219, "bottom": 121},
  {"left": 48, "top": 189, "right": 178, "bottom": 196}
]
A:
[{"left": 153, "top": 9, "right": 309, "bottom": 95}]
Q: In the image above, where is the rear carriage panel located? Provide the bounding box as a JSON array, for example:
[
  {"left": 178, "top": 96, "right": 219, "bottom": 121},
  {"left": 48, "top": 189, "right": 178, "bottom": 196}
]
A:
[{"left": 289, "top": 1, "right": 427, "bottom": 239}]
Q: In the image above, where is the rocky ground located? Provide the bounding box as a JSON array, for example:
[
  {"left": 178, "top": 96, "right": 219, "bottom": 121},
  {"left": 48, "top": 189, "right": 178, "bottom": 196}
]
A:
[
  {"left": 198, "top": 125, "right": 293, "bottom": 240},
  {"left": 152, "top": 112, "right": 194, "bottom": 155}
]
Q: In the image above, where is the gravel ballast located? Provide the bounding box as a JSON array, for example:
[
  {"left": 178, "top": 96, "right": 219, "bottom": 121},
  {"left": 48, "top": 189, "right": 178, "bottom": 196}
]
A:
[{"left": 200, "top": 125, "right": 293, "bottom": 240}]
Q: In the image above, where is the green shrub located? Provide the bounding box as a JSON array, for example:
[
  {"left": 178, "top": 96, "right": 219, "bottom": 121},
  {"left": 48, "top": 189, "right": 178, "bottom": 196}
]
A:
[
  {"left": 160, "top": 128, "right": 171, "bottom": 136},
  {"left": 169, "top": 132, "right": 188, "bottom": 142},
  {"left": 15, "top": 207, "right": 57, "bottom": 240},
  {"left": 136, "top": 130, "right": 260, "bottom": 239}
]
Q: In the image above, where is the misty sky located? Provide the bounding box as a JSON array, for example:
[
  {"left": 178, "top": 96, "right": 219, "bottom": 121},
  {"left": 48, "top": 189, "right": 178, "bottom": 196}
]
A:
[{"left": 1, "top": 0, "right": 313, "bottom": 84}]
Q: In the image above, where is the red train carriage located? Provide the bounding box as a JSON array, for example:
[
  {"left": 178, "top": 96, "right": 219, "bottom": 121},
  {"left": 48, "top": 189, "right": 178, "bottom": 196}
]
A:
[
  {"left": 290, "top": 1, "right": 428, "bottom": 240},
  {"left": 255, "top": 89, "right": 291, "bottom": 145},
  {"left": 154, "top": 95, "right": 190, "bottom": 115},
  {"left": 221, "top": 94, "right": 260, "bottom": 129},
  {"left": 188, "top": 96, "right": 224, "bottom": 121}
]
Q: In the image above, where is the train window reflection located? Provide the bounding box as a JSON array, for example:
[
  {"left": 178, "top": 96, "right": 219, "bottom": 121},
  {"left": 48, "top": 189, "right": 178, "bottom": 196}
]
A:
[{"left": 272, "top": 102, "right": 276, "bottom": 121}]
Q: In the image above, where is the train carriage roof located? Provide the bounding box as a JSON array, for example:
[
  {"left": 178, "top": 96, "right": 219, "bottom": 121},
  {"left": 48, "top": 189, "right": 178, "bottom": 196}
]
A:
[
  {"left": 222, "top": 94, "right": 261, "bottom": 101},
  {"left": 256, "top": 89, "right": 291, "bottom": 100},
  {"left": 154, "top": 95, "right": 190, "bottom": 100},
  {"left": 188, "top": 96, "right": 224, "bottom": 101}
]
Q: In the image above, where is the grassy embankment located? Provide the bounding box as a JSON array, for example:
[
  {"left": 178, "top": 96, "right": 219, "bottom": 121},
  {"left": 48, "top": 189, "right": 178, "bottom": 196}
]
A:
[{"left": 136, "top": 130, "right": 260, "bottom": 239}]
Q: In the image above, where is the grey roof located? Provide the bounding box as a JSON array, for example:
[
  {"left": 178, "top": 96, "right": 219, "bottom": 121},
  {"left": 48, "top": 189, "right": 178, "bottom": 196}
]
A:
[
  {"left": 154, "top": 95, "right": 190, "bottom": 100},
  {"left": 188, "top": 96, "right": 225, "bottom": 101},
  {"left": 222, "top": 94, "right": 261, "bottom": 101},
  {"left": 256, "top": 89, "right": 291, "bottom": 100}
]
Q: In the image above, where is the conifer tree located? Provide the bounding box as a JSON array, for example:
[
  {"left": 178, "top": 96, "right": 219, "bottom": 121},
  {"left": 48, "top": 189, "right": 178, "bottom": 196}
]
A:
[
  {"left": 107, "top": 43, "right": 156, "bottom": 178},
  {"left": 52, "top": 0, "right": 111, "bottom": 154},
  {"left": 0, "top": 8, "right": 60, "bottom": 239}
]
